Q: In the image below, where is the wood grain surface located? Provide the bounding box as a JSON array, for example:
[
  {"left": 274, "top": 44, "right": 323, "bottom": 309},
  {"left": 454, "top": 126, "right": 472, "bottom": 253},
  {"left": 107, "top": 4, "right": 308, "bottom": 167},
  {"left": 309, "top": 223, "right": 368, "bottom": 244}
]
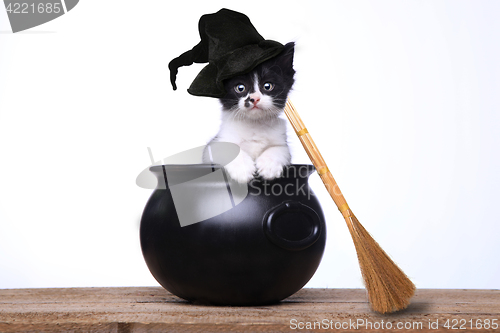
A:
[{"left": 0, "top": 288, "right": 499, "bottom": 332}]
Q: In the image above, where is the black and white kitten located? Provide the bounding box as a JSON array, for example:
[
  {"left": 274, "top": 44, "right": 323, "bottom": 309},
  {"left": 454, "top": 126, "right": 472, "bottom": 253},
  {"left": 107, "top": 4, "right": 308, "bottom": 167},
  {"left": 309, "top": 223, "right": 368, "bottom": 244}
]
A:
[{"left": 204, "top": 42, "right": 296, "bottom": 183}]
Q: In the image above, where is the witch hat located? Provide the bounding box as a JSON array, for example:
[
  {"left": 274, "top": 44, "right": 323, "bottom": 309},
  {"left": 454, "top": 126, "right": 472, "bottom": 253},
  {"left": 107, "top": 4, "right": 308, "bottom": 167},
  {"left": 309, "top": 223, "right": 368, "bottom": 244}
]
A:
[{"left": 168, "top": 8, "right": 284, "bottom": 98}]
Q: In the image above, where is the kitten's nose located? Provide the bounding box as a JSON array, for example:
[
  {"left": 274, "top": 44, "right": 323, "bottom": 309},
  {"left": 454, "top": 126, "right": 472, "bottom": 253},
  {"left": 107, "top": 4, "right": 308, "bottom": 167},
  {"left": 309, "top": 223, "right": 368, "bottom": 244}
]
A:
[{"left": 249, "top": 95, "right": 260, "bottom": 105}]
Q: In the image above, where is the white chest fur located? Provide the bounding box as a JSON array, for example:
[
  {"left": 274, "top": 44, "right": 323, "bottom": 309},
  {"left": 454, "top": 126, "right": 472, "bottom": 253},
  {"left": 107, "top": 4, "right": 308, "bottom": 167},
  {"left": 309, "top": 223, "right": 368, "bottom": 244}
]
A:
[
  {"left": 217, "top": 115, "right": 287, "bottom": 160},
  {"left": 208, "top": 113, "right": 291, "bottom": 183}
]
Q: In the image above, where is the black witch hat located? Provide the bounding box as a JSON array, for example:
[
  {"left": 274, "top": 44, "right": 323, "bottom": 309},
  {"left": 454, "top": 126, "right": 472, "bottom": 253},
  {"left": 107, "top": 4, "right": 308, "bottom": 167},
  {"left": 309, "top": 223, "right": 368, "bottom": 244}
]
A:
[{"left": 168, "top": 8, "right": 284, "bottom": 98}]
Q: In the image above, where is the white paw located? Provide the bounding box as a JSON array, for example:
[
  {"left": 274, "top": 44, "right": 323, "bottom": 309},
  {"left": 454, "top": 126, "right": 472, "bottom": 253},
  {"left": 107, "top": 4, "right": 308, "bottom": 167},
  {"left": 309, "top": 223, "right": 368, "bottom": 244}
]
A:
[
  {"left": 256, "top": 155, "right": 286, "bottom": 180},
  {"left": 225, "top": 154, "right": 256, "bottom": 184}
]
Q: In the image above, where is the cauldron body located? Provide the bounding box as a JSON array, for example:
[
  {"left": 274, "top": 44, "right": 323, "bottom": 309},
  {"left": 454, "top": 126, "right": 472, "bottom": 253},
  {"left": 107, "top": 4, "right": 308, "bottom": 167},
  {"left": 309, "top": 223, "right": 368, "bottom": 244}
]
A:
[{"left": 140, "top": 164, "right": 326, "bottom": 305}]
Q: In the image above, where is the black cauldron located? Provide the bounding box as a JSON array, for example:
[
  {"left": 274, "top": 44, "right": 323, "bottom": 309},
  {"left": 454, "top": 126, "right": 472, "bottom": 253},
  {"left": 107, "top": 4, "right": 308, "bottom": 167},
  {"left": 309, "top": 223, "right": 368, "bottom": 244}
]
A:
[{"left": 140, "top": 164, "right": 326, "bottom": 305}]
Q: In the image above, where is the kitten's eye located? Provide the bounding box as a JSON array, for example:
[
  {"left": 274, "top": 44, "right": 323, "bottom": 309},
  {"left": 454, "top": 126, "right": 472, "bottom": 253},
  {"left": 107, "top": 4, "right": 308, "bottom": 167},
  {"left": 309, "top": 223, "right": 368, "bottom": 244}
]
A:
[
  {"left": 234, "top": 84, "right": 246, "bottom": 93},
  {"left": 263, "top": 82, "right": 274, "bottom": 91}
]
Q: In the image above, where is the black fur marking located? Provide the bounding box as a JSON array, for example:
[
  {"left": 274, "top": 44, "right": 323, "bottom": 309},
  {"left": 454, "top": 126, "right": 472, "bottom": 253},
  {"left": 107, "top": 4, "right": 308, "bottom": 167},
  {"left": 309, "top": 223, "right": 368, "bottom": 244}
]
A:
[{"left": 244, "top": 96, "right": 252, "bottom": 108}]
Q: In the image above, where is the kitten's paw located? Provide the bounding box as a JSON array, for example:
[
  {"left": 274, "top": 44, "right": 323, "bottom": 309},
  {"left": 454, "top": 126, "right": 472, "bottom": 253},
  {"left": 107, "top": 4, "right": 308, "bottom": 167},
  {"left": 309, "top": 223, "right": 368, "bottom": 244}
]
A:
[
  {"left": 225, "top": 156, "right": 256, "bottom": 184},
  {"left": 256, "top": 156, "right": 286, "bottom": 181}
]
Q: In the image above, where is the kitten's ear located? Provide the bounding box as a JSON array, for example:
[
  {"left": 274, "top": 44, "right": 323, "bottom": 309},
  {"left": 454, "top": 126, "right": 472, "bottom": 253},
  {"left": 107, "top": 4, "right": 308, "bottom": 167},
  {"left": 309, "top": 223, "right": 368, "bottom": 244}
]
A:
[{"left": 276, "top": 42, "right": 295, "bottom": 73}]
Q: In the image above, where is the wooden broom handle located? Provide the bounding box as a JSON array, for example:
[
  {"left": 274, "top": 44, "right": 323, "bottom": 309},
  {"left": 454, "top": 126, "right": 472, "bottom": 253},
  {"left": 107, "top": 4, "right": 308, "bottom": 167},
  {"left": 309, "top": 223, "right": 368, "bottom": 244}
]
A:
[{"left": 284, "top": 99, "right": 349, "bottom": 215}]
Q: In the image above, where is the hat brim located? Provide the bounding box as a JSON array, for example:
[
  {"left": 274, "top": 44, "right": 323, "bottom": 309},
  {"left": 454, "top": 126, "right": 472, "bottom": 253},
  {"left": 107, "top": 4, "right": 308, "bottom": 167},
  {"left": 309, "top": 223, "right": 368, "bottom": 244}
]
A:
[{"left": 187, "top": 40, "right": 284, "bottom": 98}]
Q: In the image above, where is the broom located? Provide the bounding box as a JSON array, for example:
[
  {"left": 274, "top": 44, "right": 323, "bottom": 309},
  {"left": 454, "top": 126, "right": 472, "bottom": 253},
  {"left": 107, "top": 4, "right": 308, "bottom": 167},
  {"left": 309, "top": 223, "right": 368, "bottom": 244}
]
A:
[{"left": 284, "top": 99, "right": 415, "bottom": 313}]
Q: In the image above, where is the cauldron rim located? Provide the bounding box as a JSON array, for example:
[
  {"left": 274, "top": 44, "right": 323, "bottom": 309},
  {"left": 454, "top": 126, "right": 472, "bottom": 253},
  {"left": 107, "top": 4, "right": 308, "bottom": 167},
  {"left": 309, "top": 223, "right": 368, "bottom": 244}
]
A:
[{"left": 149, "top": 163, "right": 316, "bottom": 180}]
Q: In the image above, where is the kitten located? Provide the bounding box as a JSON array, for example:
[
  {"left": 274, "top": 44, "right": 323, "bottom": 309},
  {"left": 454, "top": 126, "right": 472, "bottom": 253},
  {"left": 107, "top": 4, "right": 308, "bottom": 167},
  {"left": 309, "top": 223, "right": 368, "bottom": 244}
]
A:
[{"left": 204, "top": 42, "right": 296, "bottom": 184}]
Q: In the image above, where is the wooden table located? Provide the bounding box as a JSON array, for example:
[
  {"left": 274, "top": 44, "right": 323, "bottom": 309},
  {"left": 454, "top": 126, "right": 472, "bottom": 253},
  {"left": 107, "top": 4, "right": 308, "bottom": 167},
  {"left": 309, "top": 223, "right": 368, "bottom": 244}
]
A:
[{"left": 0, "top": 287, "right": 499, "bottom": 332}]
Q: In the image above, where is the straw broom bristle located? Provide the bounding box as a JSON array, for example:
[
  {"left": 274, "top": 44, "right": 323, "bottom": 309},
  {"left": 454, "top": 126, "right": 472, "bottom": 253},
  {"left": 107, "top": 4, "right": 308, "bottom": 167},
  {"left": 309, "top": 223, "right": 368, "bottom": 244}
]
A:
[{"left": 343, "top": 209, "right": 416, "bottom": 313}]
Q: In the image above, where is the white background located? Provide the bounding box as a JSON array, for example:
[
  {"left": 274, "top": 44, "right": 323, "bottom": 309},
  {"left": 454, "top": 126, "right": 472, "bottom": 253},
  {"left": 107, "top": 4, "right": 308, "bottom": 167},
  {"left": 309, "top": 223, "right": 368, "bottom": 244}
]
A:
[{"left": 0, "top": 1, "right": 499, "bottom": 290}]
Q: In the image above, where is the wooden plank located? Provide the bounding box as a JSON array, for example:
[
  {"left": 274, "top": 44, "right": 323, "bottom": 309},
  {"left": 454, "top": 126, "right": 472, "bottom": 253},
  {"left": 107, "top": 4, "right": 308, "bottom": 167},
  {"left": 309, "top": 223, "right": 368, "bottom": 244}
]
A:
[{"left": 0, "top": 288, "right": 499, "bottom": 332}]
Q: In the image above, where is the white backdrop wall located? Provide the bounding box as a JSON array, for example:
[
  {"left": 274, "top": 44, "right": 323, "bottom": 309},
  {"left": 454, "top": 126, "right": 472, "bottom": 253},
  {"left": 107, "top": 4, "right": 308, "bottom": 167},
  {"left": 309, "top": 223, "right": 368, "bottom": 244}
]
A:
[{"left": 0, "top": 0, "right": 499, "bottom": 289}]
